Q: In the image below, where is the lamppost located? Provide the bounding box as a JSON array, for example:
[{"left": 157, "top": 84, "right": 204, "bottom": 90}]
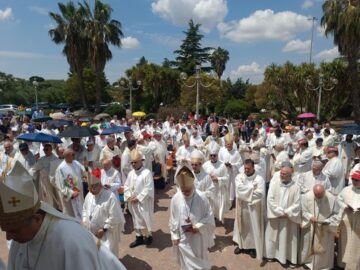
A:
[
  {"left": 306, "top": 73, "right": 338, "bottom": 121},
  {"left": 119, "top": 77, "right": 141, "bottom": 114},
  {"left": 180, "top": 65, "right": 216, "bottom": 120},
  {"left": 32, "top": 80, "right": 39, "bottom": 110}
]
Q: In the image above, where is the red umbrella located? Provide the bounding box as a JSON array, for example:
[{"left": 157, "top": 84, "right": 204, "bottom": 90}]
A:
[{"left": 297, "top": 112, "right": 316, "bottom": 119}]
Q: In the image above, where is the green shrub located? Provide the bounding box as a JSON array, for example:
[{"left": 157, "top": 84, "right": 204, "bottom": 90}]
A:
[
  {"left": 103, "top": 104, "right": 126, "bottom": 118},
  {"left": 223, "top": 99, "right": 251, "bottom": 119}
]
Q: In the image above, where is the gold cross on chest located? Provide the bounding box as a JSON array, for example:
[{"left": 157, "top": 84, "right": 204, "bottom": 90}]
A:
[{"left": 8, "top": 196, "right": 21, "bottom": 207}]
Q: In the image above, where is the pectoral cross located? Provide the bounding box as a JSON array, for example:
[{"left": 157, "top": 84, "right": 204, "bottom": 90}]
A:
[{"left": 8, "top": 196, "right": 20, "bottom": 207}]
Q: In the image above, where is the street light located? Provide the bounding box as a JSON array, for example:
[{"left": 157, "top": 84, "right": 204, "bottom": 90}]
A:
[
  {"left": 180, "top": 65, "right": 216, "bottom": 120},
  {"left": 119, "top": 77, "right": 141, "bottom": 114},
  {"left": 305, "top": 73, "right": 338, "bottom": 121},
  {"left": 32, "top": 81, "right": 39, "bottom": 110}
]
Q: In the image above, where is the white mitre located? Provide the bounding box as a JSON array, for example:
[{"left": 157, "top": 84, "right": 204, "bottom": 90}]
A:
[{"left": 208, "top": 141, "right": 220, "bottom": 155}]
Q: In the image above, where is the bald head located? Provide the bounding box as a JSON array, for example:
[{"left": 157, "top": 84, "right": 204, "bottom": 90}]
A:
[
  {"left": 313, "top": 184, "right": 325, "bottom": 199},
  {"left": 64, "top": 148, "right": 74, "bottom": 163},
  {"left": 102, "top": 159, "right": 112, "bottom": 170}
]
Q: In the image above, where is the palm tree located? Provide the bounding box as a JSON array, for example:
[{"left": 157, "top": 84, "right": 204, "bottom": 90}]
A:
[
  {"left": 81, "top": 0, "right": 123, "bottom": 112},
  {"left": 49, "top": 2, "right": 89, "bottom": 108},
  {"left": 210, "top": 47, "right": 229, "bottom": 86},
  {"left": 321, "top": 0, "right": 360, "bottom": 123}
]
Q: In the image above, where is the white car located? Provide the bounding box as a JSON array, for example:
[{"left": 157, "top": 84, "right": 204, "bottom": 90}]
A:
[{"left": 0, "top": 104, "right": 17, "bottom": 114}]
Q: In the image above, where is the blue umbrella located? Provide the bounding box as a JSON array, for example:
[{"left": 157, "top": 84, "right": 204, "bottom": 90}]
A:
[
  {"left": 101, "top": 125, "right": 132, "bottom": 135},
  {"left": 339, "top": 123, "right": 360, "bottom": 135},
  {"left": 17, "top": 132, "right": 62, "bottom": 144}
]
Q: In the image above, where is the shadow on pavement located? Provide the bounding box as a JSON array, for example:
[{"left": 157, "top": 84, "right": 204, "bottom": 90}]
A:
[
  {"left": 147, "top": 229, "right": 172, "bottom": 251},
  {"left": 121, "top": 254, "right": 152, "bottom": 270},
  {"left": 223, "top": 217, "right": 234, "bottom": 235},
  {"left": 209, "top": 235, "right": 234, "bottom": 253},
  {"left": 211, "top": 267, "right": 228, "bottom": 270}
]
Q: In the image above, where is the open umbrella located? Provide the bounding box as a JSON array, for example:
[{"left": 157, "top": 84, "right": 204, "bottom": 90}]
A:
[
  {"left": 132, "top": 111, "right": 146, "bottom": 117},
  {"left": 297, "top": 112, "right": 316, "bottom": 119},
  {"left": 73, "top": 109, "right": 91, "bottom": 117},
  {"left": 59, "top": 126, "right": 99, "bottom": 138},
  {"left": 17, "top": 132, "right": 62, "bottom": 144},
  {"left": 32, "top": 116, "right": 53, "bottom": 122},
  {"left": 47, "top": 119, "right": 73, "bottom": 128},
  {"left": 339, "top": 123, "right": 360, "bottom": 135},
  {"left": 101, "top": 125, "right": 132, "bottom": 135},
  {"left": 94, "top": 113, "right": 110, "bottom": 121},
  {"left": 50, "top": 112, "right": 66, "bottom": 120}
]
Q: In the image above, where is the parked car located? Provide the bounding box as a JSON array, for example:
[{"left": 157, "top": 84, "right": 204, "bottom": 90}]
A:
[{"left": 0, "top": 104, "right": 17, "bottom": 114}]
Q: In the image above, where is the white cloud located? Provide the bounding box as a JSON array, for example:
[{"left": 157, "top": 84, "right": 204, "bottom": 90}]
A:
[
  {"left": 315, "top": 47, "right": 340, "bottom": 61},
  {"left": 0, "top": 8, "right": 13, "bottom": 21},
  {"left": 283, "top": 39, "right": 311, "bottom": 53},
  {"left": 218, "top": 9, "right": 312, "bottom": 43},
  {"left": 230, "top": 62, "right": 265, "bottom": 84},
  {"left": 302, "top": 0, "right": 314, "bottom": 9},
  {"left": 317, "top": 25, "right": 326, "bottom": 37},
  {"left": 122, "top": 37, "right": 140, "bottom": 49},
  {"left": 151, "top": 0, "right": 228, "bottom": 32},
  {"left": 29, "top": 6, "right": 48, "bottom": 16},
  {"left": 0, "top": 50, "right": 55, "bottom": 59}
]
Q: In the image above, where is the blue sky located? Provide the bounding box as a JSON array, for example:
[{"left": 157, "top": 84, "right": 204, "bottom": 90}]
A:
[{"left": 0, "top": 0, "right": 338, "bottom": 84}]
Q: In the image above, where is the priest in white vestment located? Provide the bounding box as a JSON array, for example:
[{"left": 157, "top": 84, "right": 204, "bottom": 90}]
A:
[
  {"left": 124, "top": 149, "right": 154, "bottom": 248},
  {"left": 83, "top": 168, "right": 125, "bottom": 256},
  {"left": 0, "top": 141, "right": 16, "bottom": 179},
  {"left": 329, "top": 171, "right": 360, "bottom": 270},
  {"left": 84, "top": 137, "right": 101, "bottom": 169},
  {"left": 0, "top": 161, "right": 126, "bottom": 270},
  {"left": 292, "top": 138, "right": 313, "bottom": 174},
  {"left": 13, "top": 142, "right": 36, "bottom": 173},
  {"left": 99, "top": 136, "right": 122, "bottom": 162},
  {"left": 203, "top": 142, "right": 230, "bottom": 222},
  {"left": 322, "top": 146, "right": 345, "bottom": 195},
  {"left": 265, "top": 165, "right": 301, "bottom": 266},
  {"left": 339, "top": 134, "right": 358, "bottom": 179},
  {"left": 300, "top": 184, "right": 336, "bottom": 270},
  {"left": 233, "top": 159, "right": 265, "bottom": 261},
  {"left": 176, "top": 133, "right": 195, "bottom": 170},
  {"left": 170, "top": 166, "right": 215, "bottom": 270},
  {"left": 101, "top": 159, "right": 122, "bottom": 196},
  {"left": 190, "top": 150, "right": 215, "bottom": 211},
  {"left": 54, "top": 148, "right": 86, "bottom": 221},
  {"left": 218, "top": 133, "right": 242, "bottom": 206},
  {"left": 31, "top": 143, "right": 62, "bottom": 209},
  {"left": 296, "top": 160, "right": 332, "bottom": 194}
]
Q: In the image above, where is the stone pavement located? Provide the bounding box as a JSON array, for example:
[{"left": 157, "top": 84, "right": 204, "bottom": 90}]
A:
[{"left": 0, "top": 183, "right": 303, "bottom": 270}]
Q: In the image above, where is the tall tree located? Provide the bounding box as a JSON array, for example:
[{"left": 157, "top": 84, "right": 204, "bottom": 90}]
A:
[
  {"left": 49, "top": 2, "right": 88, "bottom": 108},
  {"left": 81, "top": 0, "right": 123, "bottom": 112},
  {"left": 321, "top": 0, "right": 360, "bottom": 123},
  {"left": 210, "top": 47, "right": 229, "bottom": 86},
  {"left": 173, "top": 19, "right": 212, "bottom": 75}
]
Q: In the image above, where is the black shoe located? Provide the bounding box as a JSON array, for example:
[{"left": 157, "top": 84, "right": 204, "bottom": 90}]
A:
[
  {"left": 129, "top": 236, "right": 144, "bottom": 248},
  {"left": 234, "top": 247, "right": 242, "bottom": 255},
  {"left": 249, "top": 250, "right": 256, "bottom": 259},
  {"left": 144, "top": 235, "right": 153, "bottom": 245}
]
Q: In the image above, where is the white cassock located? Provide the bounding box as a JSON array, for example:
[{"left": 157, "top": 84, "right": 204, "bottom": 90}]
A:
[
  {"left": 272, "top": 150, "right": 290, "bottom": 175},
  {"left": 323, "top": 135, "right": 335, "bottom": 147},
  {"left": 169, "top": 189, "right": 215, "bottom": 270},
  {"left": 54, "top": 160, "right": 85, "bottom": 221},
  {"left": 218, "top": 147, "right": 242, "bottom": 201},
  {"left": 148, "top": 139, "right": 167, "bottom": 164},
  {"left": 332, "top": 186, "right": 360, "bottom": 270},
  {"left": 101, "top": 167, "right": 122, "bottom": 195},
  {"left": 322, "top": 157, "right": 345, "bottom": 195},
  {"left": 31, "top": 154, "right": 61, "bottom": 209},
  {"left": 84, "top": 145, "right": 101, "bottom": 168},
  {"left": 13, "top": 152, "right": 36, "bottom": 173},
  {"left": 296, "top": 171, "right": 332, "bottom": 194},
  {"left": 339, "top": 141, "right": 358, "bottom": 178},
  {"left": 193, "top": 169, "right": 216, "bottom": 211},
  {"left": 83, "top": 188, "right": 125, "bottom": 256},
  {"left": 8, "top": 204, "right": 126, "bottom": 270},
  {"left": 120, "top": 147, "right": 132, "bottom": 182},
  {"left": 300, "top": 191, "right": 336, "bottom": 270},
  {"left": 176, "top": 145, "right": 195, "bottom": 170},
  {"left": 190, "top": 135, "right": 204, "bottom": 149},
  {"left": 293, "top": 147, "right": 313, "bottom": 174},
  {"left": 99, "top": 145, "right": 121, "bottom": 162},
  {"left": 203, "top": 160, "right": 230, "bottom": 222},
  {"left": 124, "top": 166, "right": 154, "bottom": 232},
  {"left": 265, "top": 178, "right": 301, "bottom": 265},
  {"left": 233, "top": 172, "right": 265, "bottom": 260},
  {"left": 136, "top": 144, "right": 154, "bottom": 172}
]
